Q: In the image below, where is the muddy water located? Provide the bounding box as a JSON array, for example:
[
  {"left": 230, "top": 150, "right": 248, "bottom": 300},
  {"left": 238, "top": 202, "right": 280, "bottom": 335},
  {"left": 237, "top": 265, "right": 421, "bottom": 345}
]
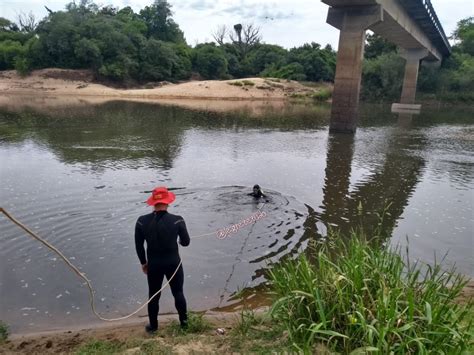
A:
[{"left": 0, "top": 99, "right": 472, "bottom": 334}]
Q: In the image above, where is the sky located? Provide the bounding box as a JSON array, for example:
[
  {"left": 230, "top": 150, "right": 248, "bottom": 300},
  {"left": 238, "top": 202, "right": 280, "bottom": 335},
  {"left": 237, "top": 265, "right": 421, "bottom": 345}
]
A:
[{"left": 0, "top": 0, "right": 472, "bottom": 49}]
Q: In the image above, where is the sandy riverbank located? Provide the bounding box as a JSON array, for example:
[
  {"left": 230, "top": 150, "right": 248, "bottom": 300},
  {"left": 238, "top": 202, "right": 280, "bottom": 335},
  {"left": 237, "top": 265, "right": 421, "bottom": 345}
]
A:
[{"left": 0, "top": 69, "right": 326, "bottom": 101}]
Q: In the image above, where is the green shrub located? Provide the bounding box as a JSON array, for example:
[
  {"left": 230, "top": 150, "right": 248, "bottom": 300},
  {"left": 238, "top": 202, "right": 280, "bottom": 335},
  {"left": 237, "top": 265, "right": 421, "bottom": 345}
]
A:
[
  {"left": 14, "top": 56, "right": 30, "bottom": 76},
  {"left": 0, "top": 321, "right": 8, "bottom": 343},
  {"left": 311, "top": 88, "right": 332, "bottom": 101},
  {"left": 268, "top": 235, "right": 473, "bottom": 353}
]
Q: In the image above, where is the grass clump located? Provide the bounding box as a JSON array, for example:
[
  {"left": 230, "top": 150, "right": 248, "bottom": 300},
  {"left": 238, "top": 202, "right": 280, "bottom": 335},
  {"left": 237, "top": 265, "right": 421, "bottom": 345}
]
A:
[
  {"left": 310, "top": 87, "right": 332, "bottom": 101},
  {"left": 165, "top": 311, "right": 212, "bottom": 336},
  {"left": 138, "top": 340, "right": 173, "bottom": 354},
  {"left": 241, "top": 79, "right": 255, "bottom": 86},
  {"left": 74, "top": 340, "right": 123, "bottom": 355},
  {"left": 268, "top": 235, "right": 473, "bottom": 353},
  {"left": 228, "top": 80, "right": 255, "bottom": 87},
  {"left": 0, "top": 321, "right": 8, "bottom": 343},
  {"left": 228, "top": 81, "right": 244, "bottom": 87}
]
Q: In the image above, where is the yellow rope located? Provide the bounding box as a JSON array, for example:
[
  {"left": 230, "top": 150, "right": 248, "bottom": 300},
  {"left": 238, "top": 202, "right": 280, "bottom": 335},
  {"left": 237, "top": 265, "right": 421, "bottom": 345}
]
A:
[{"left": 0, "top": 202, "right": 267, "bottom": 322}]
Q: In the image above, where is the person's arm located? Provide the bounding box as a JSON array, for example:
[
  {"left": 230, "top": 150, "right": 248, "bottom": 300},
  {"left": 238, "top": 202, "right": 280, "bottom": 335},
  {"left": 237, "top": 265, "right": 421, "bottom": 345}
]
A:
[
  {"left": 177, "top": 217, "right": 190, "bottom": 247},
  {"left": 134, "top": 218, "right": 147, "bottom": 269}
]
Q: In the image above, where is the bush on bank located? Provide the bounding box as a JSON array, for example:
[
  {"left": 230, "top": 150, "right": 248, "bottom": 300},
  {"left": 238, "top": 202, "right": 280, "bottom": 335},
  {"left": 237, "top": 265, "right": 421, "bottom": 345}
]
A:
[{"left": 268, "top": 235, "right": 473, "bottom": 353}]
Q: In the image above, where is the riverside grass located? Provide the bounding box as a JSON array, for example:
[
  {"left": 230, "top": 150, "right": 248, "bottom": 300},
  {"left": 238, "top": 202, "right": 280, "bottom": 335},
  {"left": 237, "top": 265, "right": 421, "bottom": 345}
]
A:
[{"left": 268, "top": 235, "right": 473, "bottom": 354}]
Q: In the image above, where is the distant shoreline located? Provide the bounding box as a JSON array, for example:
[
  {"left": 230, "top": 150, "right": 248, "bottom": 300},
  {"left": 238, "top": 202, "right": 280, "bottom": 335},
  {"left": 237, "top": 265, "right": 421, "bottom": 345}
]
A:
[{"left": 0, "top": 69, "right": 329, "bottom": 102}]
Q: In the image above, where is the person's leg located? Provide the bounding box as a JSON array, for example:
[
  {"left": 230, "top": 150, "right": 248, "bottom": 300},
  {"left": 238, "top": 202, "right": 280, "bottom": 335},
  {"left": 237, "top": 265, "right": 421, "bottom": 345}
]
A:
[
  {"left": 147, "top": 265, "right": 165, "bottom": 330},
  {"left": 166, "top": 263, "right": 187, "bottom": 326}
]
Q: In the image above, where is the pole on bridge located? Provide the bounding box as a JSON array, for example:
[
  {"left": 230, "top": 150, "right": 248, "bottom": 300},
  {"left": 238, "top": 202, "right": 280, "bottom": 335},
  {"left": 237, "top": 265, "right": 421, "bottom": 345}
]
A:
[
  {"left": 399, "top": 48, "right": 429, "bottom": 105},
  {"left": 326, "top": 5, "right": 383, "bottom": 134}
]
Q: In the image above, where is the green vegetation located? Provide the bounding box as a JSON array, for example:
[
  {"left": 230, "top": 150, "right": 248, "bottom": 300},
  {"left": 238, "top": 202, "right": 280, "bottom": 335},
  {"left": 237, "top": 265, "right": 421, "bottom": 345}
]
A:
[
  {"left": 310, "top": 87, "right": 332, "bottom": 102},
  {"left": 228, "top": 79, "right": 255, "bottom": 87},
  {"left": 75, "top": 340, "right": 123, "bottom": 354},
  {"left": 164, "top": 311, "right": 212, "bottom": 336},
  {"left": 268, "top": 236, "right": 473, "bottom": 353},
  {"left": 0, "top": 321, "right": 8, "bottom": 343}
]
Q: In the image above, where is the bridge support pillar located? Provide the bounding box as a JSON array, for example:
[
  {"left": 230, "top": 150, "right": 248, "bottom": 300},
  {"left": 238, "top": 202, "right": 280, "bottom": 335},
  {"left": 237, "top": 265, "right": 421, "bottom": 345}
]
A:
[
  {"left": 327, "top": 5, "right": 383, "bottom": 133},
  {"left": 399, "top": 49, "right": 429, "bottom": 104}
]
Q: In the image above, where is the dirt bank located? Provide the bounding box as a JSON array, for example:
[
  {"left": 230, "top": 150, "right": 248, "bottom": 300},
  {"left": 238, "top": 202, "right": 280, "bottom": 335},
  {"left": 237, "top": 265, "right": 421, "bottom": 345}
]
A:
[
  {"left": 0, "top": 309, "right": 273, "bottom": 354},
  {"left": 0, "top": 69, "right": 327, "bottom": 101}
]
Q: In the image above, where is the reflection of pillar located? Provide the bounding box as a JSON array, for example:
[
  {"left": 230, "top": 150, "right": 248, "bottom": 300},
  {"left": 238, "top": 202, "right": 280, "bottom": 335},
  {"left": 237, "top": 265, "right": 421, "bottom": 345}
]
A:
[
  {"left": 321, "top": 133, "right": 355, "bottom": 231},
  {"left": 400, "top": 49, "right": 429, "bottom": 105},
  {"left": 397, "top": 113, "right": 413, "bottom": 129},
  {"left": 326, "top": 5, "right": 382, "bottom": 133}
]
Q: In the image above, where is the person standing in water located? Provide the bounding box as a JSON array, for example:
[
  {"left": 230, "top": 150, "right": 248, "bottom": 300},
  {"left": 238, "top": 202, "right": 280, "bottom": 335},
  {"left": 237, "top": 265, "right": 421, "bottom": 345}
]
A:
[
  {"left": 248, "top": 184, "right": 266, "bottom": 199},
  {"left": 135, "top": 187, "right": 190, "bottom": 334}
]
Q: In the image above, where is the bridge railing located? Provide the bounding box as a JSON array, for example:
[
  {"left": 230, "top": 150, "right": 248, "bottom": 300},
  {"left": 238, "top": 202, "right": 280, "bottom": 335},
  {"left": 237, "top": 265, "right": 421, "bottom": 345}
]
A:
[
  {"left": 398, "top": 0, "right": 451, "bottom": 55},
  {"left": 420, "top": 0, "right": 451, "bottom": 54}
]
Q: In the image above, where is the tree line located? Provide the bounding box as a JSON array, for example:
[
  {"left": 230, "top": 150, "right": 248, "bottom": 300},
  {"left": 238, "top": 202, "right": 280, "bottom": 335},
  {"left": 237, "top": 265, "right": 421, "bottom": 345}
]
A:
[
  {"left": 0, "top": 0, "right": 472, "bottom": 101},
  {"left": 0, "top": 0, "right": 335, "bottom": 84}
]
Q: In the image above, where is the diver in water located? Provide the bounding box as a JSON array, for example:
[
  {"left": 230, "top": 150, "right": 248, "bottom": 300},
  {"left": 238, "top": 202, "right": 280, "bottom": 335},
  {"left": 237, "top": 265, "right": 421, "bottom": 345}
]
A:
[{"left": 248, "top": 184, "right": 266, "bottom": 199}]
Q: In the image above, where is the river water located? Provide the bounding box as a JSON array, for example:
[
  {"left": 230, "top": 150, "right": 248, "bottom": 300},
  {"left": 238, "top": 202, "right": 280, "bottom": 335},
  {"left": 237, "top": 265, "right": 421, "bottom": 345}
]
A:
[{"left": 0, "top": 98, "right": 472, "bottom": 334}]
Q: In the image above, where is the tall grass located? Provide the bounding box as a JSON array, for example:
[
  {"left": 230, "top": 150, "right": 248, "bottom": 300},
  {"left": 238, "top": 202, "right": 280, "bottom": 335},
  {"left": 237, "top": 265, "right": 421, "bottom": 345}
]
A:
[{"left": 268, "top": 234, "right": 473, "bottom": 353}]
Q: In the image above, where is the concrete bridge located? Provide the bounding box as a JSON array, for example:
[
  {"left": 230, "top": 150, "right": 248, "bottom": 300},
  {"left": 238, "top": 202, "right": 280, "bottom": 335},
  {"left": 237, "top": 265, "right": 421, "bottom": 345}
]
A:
[{"left": 322, "top": 0, "right": 451, "bottom": 133}]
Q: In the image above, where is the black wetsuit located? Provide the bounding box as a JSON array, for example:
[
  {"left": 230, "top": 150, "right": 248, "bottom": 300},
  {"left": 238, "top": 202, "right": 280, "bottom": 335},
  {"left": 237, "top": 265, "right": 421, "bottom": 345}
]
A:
[
  {"left": 248, "top": 191, "right": 266, "bottom": 199},
  {"left": 135, "top": 211, "right": 190, "bottom": 329}
]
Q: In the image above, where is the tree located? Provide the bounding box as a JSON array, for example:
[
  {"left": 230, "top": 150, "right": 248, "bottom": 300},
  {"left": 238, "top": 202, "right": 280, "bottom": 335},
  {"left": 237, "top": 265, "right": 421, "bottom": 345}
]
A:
[
  {"left": 139, "top": 0, "right": 185, "bottom": 43},
  {"left": 0, "top": 40, "right": 24, "bottom": 69},
  {"left": 74, "top": 38, "right": 102, "bottom": 69},
  {"left": 17, "top": 12, "right": 38, "bottom": 32},
  {"left": 245, "top": 44, "right": 287, "bottom": 76},
  {"left": 288, "top": 43, "right": 336, "bottom": 81},
  {"left": 212, "top": 25, "right": 228, "bottom": 46},
  {"left": 229, "top": 23, "right": 261, "bottom": 58},
  {"left": 452, "top": 17, "right": 474, "bottom": 56},
  {"left": 0, "top": 18, "right": 14, "bottom": 32},
  {"left": 365, "top": 33, "right": 396, "bottom": 59},
  {"left": 192, "top": 43, "right": 228, "bottom": 79},
  {"left": 361, "top": 52, "right": 405, "bottom": 101}
]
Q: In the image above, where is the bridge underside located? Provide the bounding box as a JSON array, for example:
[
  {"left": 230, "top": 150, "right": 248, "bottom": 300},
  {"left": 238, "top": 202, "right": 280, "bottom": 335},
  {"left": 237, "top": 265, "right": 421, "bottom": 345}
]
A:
[{"left": 322, "top": 0, "right": 450, "bottom": 133}]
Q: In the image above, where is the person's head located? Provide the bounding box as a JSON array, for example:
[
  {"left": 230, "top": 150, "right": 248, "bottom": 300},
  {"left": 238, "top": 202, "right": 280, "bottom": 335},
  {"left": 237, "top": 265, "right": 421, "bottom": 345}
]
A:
[
  {"left": 253, "top": 184, "right": 261, "bottom": 194},
  {"left": 146, "top": 186, "right": 175, "bottom": 210}
]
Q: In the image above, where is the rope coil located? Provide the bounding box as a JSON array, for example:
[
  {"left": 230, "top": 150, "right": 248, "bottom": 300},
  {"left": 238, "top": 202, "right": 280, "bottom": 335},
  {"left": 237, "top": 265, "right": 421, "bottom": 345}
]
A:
[{"left": 0, "top": 203, "right": 266, "bottom": 322}]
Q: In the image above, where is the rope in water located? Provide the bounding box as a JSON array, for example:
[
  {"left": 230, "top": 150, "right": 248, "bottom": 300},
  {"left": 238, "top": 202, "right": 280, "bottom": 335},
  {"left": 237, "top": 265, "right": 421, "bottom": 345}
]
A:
[{"left": 0, "top": 203, "right": 266, "bottom": 322}]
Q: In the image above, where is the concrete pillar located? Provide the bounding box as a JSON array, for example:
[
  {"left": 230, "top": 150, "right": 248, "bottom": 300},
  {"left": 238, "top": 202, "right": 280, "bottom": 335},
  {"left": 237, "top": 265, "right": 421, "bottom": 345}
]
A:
[
  {"left": 399, "top": 49, "right": 429, "bottom": 104},
  {"left": 327, "top": 5, "right": 383, "bottom": 133}
]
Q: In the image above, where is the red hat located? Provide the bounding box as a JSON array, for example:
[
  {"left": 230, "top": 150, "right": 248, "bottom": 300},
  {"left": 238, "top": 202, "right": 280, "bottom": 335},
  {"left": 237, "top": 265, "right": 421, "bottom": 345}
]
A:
[{"left": 146, "top": 187, "right": 176, "bottom": 206}]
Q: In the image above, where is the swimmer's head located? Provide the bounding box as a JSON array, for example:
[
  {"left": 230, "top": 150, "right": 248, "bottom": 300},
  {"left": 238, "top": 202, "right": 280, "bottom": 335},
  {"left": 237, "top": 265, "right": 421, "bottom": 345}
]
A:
[{"left": 253, "top": 184, "right": 261, "bottom": 194}]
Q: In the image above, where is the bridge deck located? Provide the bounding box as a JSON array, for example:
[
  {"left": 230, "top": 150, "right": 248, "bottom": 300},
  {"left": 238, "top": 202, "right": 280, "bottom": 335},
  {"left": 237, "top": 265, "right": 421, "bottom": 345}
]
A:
[{"left": 322, "top": 0, "right": 451, "bottom": 59}]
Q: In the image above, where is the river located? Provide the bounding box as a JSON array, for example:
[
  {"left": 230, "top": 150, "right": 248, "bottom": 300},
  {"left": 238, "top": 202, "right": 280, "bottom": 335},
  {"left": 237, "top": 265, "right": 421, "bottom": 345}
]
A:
[{"left": 0, "top": 98, "right": 472, "bottom": 334}]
